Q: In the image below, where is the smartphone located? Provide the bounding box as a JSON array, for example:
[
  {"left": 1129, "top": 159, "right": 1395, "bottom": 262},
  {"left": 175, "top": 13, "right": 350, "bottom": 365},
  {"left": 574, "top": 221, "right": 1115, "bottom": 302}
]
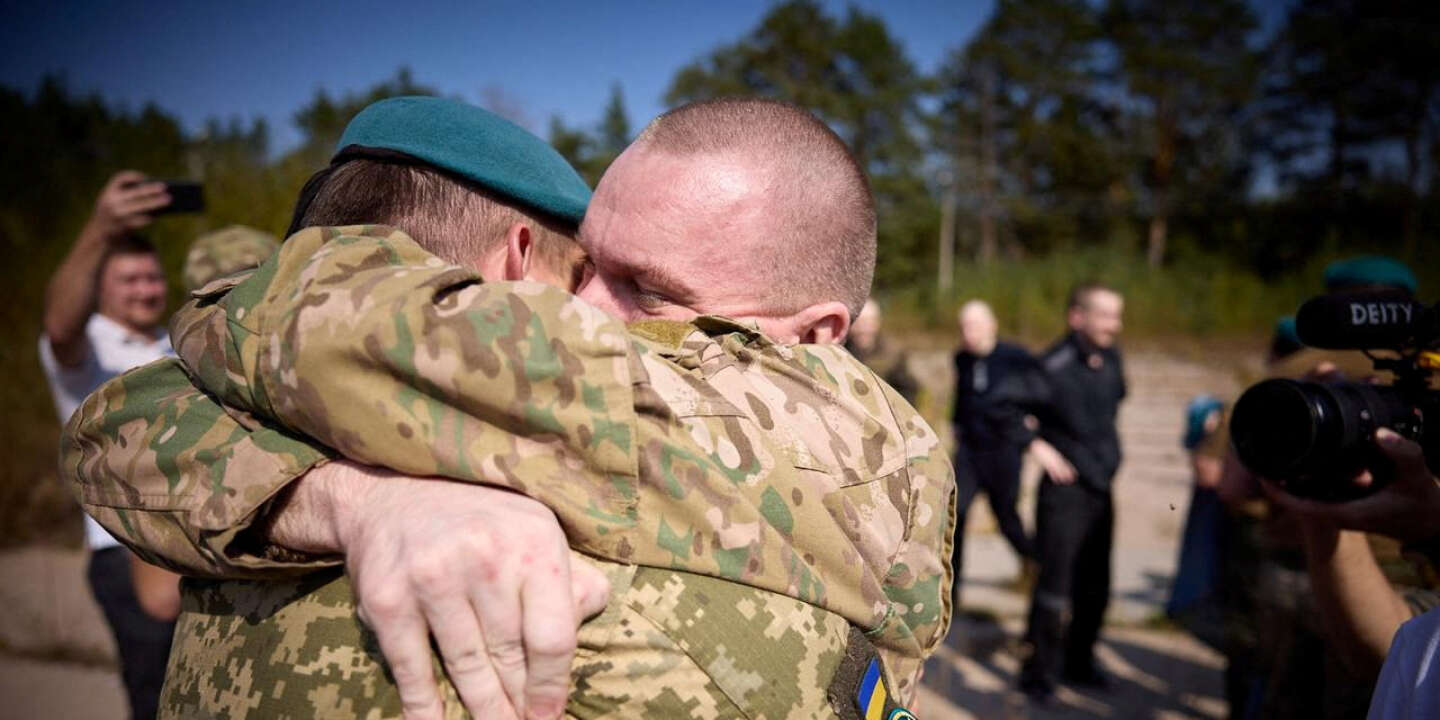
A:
[{"left": 154, "top": 181, "right": 205, "bottom": 215}]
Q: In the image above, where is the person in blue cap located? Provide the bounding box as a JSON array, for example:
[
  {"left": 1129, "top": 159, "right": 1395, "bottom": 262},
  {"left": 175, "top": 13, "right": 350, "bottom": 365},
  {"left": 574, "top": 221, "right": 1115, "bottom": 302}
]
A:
[
  {"left": 1323, "top": 255, "right": 1419, "bottom": 297},
  {"left": 134, "top": 95, "right": 611, "bottom": 720}
]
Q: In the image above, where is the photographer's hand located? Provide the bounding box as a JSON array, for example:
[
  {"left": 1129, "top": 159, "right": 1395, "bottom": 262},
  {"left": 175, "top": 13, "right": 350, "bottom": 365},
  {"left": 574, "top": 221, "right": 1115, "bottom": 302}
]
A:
[
  {"left": 1261, "top": 429, "right": 1440, "bottom": 544},
  {"left": 1260, "top": 432, "right": 1428, "bottom": 678},
  {"left": 1292, "top": 519, "right": 1412, "bottom": 678}
]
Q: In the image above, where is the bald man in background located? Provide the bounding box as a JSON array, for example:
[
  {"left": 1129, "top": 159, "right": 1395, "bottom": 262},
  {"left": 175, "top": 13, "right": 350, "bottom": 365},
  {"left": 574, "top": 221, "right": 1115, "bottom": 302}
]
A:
[
  {"left": 846, "top": 299, "right": 919, "bottom": 404},
  {"left": 950, "top": 300, "right": 1041, "bottom": 604}
]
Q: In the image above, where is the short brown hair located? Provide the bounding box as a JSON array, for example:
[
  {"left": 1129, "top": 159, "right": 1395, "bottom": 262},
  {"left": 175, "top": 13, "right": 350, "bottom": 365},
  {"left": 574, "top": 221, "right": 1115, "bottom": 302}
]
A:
[
  {"left": 1067, "top": 282, "right": 1120, "bottom": 310},
  {"left": 634, "top": 98, "right": 876, "bottom": 318},
  {"left": 100, "top": 234, "right": 159, "bottom": 274},
  {"left": 297, "top": 159, "right": 580, "bottom": 272}
]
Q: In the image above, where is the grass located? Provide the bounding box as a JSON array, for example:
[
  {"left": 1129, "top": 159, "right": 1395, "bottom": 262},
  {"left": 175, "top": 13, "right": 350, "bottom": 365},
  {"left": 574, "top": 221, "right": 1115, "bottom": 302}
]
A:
[{"left": 880, "top": 244, "right": 1327, "bottom": 347}]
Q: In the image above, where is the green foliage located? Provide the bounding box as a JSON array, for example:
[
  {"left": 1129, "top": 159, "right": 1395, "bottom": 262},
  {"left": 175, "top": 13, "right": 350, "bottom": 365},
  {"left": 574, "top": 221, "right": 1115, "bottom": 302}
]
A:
[
  {"left": 1258, "top": 0, "right": 1440, "bottom": 259},
  {"left": 599, "top": 83, "right": 632, "bottom": 157},
  {"left": 546, "top": 83, "right": 632, "bottom": 187},
  {"left": 1105, "top": 0, "right": 1260, "bottom": 265},
  {"left": 665, "top": 0, "right": 933, "bottom": 297},
  {"left": 935, "top": 0, "right": 1123, "bottom": 259},
  {"left": 889, "top": 243, "right": 1312, "bottom": 343}
]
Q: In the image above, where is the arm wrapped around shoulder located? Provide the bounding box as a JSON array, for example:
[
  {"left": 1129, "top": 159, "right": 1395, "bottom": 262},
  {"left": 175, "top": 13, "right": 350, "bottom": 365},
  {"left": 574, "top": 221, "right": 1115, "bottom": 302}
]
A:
[{"left": 171, "top": 225, "right": 641, "bottom": 556}]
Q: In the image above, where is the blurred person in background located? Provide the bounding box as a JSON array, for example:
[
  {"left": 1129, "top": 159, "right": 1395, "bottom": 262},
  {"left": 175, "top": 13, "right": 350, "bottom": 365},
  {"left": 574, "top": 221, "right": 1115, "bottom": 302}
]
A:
[
  {"left": 846, "top": 297, "right": 919, "bottom": 404},
  {"left": 1165, "top": 393, "right": 1243, "bottom": 707},
  {"left": 181, "top": 225, "right": 278, "bottom": 292},
  {"left": 38, "top": 170, "right": 180, "bottom": 720},
  {"left": 949, "top": 299, "right": 1040, "bottom": 606},
  {"left": 1018, "top": 283, "right": 1127, "bottom": 703}
]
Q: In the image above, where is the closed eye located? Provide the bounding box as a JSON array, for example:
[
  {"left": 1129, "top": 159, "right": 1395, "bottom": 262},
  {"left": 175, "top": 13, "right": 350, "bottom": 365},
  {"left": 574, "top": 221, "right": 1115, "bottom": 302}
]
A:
[{"left": 631, "top": 283, "right": 671, "bottom": 309}]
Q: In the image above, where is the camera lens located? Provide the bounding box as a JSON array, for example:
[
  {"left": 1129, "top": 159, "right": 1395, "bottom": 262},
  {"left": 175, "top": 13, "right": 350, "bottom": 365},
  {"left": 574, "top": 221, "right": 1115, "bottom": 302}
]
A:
[
  {"left": 1231, "top": 378, "right": 1410, "bottom": 500},
  {"left": 1232, "top": 380, "right": 1320, "bottom": 477}
]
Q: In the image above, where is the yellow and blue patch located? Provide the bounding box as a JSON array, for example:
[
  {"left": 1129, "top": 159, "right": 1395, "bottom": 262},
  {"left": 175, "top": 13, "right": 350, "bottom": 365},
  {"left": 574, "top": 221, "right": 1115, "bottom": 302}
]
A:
[{"left": 855, "top": 658, "right": 915, "bottom": 720}]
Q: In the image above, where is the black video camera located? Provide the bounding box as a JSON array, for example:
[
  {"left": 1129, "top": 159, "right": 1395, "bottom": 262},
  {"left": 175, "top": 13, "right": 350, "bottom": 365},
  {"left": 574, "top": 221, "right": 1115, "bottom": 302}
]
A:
[{"left": 1230, "top": 291, "right": 1440, "bottom": 501}]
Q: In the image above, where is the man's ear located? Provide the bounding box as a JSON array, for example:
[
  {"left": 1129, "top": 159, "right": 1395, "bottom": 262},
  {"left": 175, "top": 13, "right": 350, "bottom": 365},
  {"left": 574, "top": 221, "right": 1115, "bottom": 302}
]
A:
[
  {"left": 502, "top": 223, "right": 533, "bottom": 282},
  {"left": 793, "top": 301, "right": 852, "bottom": 345}
]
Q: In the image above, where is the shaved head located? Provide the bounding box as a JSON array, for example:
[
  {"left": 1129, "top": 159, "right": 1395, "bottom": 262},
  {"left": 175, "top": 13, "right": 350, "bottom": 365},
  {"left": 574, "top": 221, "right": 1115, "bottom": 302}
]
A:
[
  {"left": 631, "top": 98, "right": 876, "bottom": 318},
  {"left": 958, "top": 299, "right": 998, "bottom": 356}
]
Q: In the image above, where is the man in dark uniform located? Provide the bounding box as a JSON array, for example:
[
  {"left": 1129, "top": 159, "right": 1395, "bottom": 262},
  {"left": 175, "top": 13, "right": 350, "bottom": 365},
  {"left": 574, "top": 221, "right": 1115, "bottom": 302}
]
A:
[
  {"left": 1019, "top": 283, "right": 1127, "bottom": 701},
  {"left": 950, "top": 300, "right": 1040, "bottom": 604}
]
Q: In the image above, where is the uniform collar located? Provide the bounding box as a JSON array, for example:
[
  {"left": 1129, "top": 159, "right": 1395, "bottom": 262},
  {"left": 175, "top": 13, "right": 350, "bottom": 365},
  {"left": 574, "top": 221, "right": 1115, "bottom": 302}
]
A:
[
  {"left": 627, "top": 315, "right": 780, "bottom": 365},
  {"left": 1067, "top": 330, "right": 1101, "bottom": 356}
]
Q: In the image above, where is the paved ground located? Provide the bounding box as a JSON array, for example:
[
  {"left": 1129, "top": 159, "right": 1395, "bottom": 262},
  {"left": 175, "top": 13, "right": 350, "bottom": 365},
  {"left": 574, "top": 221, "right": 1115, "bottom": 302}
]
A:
[
  {"left": 0, "top": 547, "right": 124, "bottom": 720},
  {"left": 0, "top": 654, "right": 124, "bottom": 720},
  {"left": 915, "top": 349, "right": 1241, "bottom": 718},
  {"left": 916, "top": 615, "right": 1226, "bottom": 720},
  {"left": 0, "top": 349, "right": 1241, "bottom": 719}
]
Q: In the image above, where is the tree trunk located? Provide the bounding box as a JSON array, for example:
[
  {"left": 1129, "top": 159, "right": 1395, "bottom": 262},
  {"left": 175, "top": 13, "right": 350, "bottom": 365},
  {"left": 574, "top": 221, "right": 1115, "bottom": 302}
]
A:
[
  {"left": 1147, "top": 110, "right": 1176, "bottom": 269},
  {"left": 978, "top": 64, "right": 998, "bottom": 265},
  {"left": 938, "top": 185, "right": 957, "bottom": 294},
  {"left": 1146, "top": 212, "right": 1168, "bottom": 270}
]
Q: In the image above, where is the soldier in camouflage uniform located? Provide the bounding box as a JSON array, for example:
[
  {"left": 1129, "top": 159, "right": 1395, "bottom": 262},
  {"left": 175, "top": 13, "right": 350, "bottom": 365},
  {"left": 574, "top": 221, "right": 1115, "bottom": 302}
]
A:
[
  {"left": 181, "top": 225, "right": 279, "bottom": 292},
  {"left": 63, "top": 98, "right": 955, "bottom": 719}
]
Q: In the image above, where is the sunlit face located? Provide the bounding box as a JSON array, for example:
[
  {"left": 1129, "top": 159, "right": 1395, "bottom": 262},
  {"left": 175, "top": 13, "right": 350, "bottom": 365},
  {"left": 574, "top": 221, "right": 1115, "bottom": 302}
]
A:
[
  {"left": 97, "top": 252, "right": 166, "bottom": 333},
  {"left": 1069, "top": 289, "right": 1124, "bottom": 349},
  {"left": 959, "top": 304, "right": 998, "bottom": 356},
  {"left": 575, "top": 147, "right": 785, "bottom": 331}
]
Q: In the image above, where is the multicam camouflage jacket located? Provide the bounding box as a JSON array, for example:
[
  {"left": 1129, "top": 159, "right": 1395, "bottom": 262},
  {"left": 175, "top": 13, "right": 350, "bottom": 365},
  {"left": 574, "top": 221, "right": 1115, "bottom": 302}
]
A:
[{"left": 62, "top": 226, "right": 955, "bottom": 717}]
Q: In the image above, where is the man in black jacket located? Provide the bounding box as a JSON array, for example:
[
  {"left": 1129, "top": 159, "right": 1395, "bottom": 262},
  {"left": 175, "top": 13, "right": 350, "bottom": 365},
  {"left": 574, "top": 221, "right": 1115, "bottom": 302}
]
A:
[
  {"left": 1019, "top": 283, "right": 1127, "bottom": 701},
  {"left": 950, "top": 300, "right": 1041, "bottom": 604}
]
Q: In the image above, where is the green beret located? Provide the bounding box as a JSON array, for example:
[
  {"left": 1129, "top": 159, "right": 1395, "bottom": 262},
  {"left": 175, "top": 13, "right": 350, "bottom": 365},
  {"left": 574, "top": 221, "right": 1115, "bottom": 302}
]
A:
[
  {"left": 1323, "top": 255, "right": 1417, "bottom": 295},
  {"left": 336, "top": 96, "right": 591, "bottom": 225},
  {"left": 183, "top": 225, "right": 279, "bottom": 292}
]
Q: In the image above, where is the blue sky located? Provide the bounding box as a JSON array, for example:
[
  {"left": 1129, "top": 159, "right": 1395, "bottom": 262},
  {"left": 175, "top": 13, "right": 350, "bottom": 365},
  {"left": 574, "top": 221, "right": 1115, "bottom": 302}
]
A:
[{"left": 1, "top": 0, "right": 992, "bottom": 152}]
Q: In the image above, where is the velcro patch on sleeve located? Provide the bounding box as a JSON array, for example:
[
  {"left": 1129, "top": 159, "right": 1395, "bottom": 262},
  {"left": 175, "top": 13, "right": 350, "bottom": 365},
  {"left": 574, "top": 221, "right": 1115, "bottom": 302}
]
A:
[{"left": 828, "top": 626, "right": 914, "bottom": 720}]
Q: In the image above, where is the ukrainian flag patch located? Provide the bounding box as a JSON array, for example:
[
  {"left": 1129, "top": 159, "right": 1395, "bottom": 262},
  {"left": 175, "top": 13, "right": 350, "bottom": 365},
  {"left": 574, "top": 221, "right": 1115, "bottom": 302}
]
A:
[{"left": 828, "top": 627, "right": 915, "bottom": 720}]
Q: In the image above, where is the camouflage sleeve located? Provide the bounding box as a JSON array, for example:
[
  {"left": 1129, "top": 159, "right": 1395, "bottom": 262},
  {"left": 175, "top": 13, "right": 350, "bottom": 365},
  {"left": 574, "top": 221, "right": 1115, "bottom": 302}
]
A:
[
  {"left": 60, "top": 357, "right": 336, "bottom": 577},
  {"left": 865, "top": 380, "right": 957, "bottom": 694},
  {"left": 170, "top": 226, "right": 640, "bottom": 559}
]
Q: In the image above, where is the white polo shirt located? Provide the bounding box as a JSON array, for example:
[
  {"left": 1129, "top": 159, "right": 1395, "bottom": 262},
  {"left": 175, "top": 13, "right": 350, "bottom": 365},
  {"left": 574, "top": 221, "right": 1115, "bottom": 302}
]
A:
[{"left": 39, "top": 313, "right": 175, "bottom": 550}]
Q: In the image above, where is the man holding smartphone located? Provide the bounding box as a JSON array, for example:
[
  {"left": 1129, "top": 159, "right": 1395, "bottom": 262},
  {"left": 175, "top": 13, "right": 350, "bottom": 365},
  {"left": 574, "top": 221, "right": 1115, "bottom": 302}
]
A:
[{"left": 39, "top": 170, "right": 183, "bottom": 719}]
